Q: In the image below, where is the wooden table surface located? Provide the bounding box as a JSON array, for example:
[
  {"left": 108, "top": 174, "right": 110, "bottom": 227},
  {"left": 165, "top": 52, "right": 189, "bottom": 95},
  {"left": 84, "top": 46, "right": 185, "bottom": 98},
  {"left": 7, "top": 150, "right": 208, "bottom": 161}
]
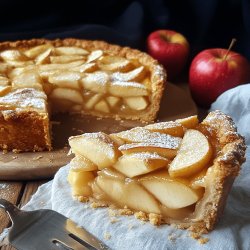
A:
[
  {"left": 0, "top": 83, "right": 205, "bottom": 249},
  {"left": 0, "top": 180, "right": 48, "bottom": 250}
]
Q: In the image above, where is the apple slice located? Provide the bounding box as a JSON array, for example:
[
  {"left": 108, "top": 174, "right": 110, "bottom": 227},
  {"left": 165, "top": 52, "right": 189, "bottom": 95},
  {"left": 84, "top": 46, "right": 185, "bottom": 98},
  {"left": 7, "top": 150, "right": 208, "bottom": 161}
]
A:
[
  {"left": 145, "top": 121, "right": 184, "bottom": 137},
  {"left": 124, "top": 96, "right": 149, "bottom": 110},
  {"left": 72, "top": 63, "right": 97, "bottom": 73},
  {"left": 68, "top": 132, "right": 120, "bottom": 169},
  {"left": 86, "top": 50, "right": 103, "bottom": 63},
  {"left": 96, "top": 171, "right": 161, "bottom": 214},
  {"left": 113, "top": 152, "right": 168, "bottom": 178},
  {"left": 48, "top": 71, "right": 81, "bottom": 89},
  {"left": 176, "top": 115, "right": 199, "bottom": 129},
  {"left": 119, "top": 142, "right": 178, "bottom": 159},
  {"left": 1, "top": 50, "right": 29, "bottom": 61},
  {"left": 35, "top": 48, "right": 52, "bottom": 65},
  {"left": 189, "top": 168, "right": 207, "bottom": 189},
  {"left": 4, "top": 61, "right": 33, "bottom": 67},
  {"left": 0, "top": 76, "right": 9, "bottom": 86},
  {"left": 70, "top": 155, "right": 97, "bottom": 171},
  {"left": 169, "top": 129, "right": 212, "bottom": 178},
  {"left": 38, "top": 60, "right": 84, "bottom": 72},
  {"left": 160, "top": 205, "right": 193, "bottom": 220},
  {"left": 55, "top": 46, "right": 89, "bottom": 56},
  {"left": 111, "top": 66, "right": 146, "bottom": 82},
  {"left": 98, "top": 56, "right": 133, "bottom": 72},
  {"left": 94, "top": 100, "right": 110, "bottom": 113},
  {"left": 68, "top": 168, "right": 95, "bottom": 197},
  {"left": 140, "top": 170, "right": 200, "bottom": 209},
  {"left": 109, "top": 81, "right": 148, "bottom": 97},
  {"left": 24, "top": 44, "right": 53, "bottom": 58},
  {"left": 12, "top": 71, "right": 43, "bottom": 90},
  {"left": 81, "top": 71, "right": 109, "bottom": 93},
  {"left": 50, "top": 55, "right": 85, "bottom": 64},
  {"left": 50, "top": 88, "right": 83, "bottom": 104},
  {"left": 111, "top": 127, "right": 182, "bottom": 149},
  {"left": 106, "top": 96, "right": 120, "bottom": 108},
  {"left": 84, "top": 94, "right": 104, "bottom": 110},
  {"left": 0, "top": 86, "right": 12, "bottom": 96}
]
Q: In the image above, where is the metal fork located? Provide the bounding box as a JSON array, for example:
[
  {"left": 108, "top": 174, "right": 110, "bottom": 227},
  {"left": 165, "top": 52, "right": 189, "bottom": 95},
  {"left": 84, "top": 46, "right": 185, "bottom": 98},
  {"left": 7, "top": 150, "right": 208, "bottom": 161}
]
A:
[{"left": 0, "top": 199, "right": 110, "bottom": 250}]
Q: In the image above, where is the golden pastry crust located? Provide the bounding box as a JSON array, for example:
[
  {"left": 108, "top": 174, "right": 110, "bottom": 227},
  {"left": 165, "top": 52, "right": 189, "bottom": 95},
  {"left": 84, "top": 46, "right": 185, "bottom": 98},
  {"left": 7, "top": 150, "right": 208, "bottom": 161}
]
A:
[
  {"left": 0, "top": 38, "right": 166, "bottom": 121},
  {"left": 0, "top": 110, "right": 51, "bottom": 151},
  {"left": 0, "top": 88, "right": 51, "bottom": 151}
]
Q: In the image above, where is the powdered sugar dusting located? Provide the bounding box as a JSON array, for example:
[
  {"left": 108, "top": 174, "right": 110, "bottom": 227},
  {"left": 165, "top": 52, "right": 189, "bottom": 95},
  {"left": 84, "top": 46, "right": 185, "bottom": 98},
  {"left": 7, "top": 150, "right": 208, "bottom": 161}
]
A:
[
  {"left": 119, "top": 140, "right": 180, "bottom": 151},
  {"left": 0, "top": 88, "right": 47, "bottom": 111},
  {"left": 128, "top": 151, "right": 167, "bottom": 160},
  {"left": 145, "top": 121, "right": 181, "bottom": 130},
  {"left": 111, "top": 66, "right": 144, "bottom": 82},
  {"left": 111, "top": 81, "right": 147, "bottom": 89},
  {"left": 83, "top": 71, "right": 109, "bottom": 85},
  {"left": 114, "top": 127, "right": 181, "bottom": 148}
]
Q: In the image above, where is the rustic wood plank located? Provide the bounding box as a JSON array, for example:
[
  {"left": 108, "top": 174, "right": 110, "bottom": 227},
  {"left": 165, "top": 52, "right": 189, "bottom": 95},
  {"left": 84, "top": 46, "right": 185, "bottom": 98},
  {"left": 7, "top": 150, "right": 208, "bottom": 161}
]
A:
[
  {"left": 0, "top": 182, "right": 23, "bottom": 234},
  {"left": 1, "top": 245, "right": 16, "bottom": 250},
  {"left": 1, "top": 181, "right": 47, "bottom": 250},
  {"left": 19, "top": 180, "right": 47, "bottom": 207}
]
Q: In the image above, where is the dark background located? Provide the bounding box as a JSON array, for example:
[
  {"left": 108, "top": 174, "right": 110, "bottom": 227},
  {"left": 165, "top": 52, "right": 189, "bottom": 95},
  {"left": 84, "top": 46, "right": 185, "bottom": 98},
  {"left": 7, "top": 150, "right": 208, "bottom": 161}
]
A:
[{"left": 0, "top": 0, "right": 249, "bottom": 60}]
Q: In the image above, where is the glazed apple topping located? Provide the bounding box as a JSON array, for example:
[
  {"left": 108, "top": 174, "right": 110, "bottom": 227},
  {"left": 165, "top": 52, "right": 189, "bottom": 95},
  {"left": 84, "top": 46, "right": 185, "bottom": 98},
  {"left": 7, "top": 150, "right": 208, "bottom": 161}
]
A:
[
  {"left": 68, "top": 115, "right": 215, "bottom": 221},
  {"left": 0, "top": 44, "right": 155, "bottom": 117}
]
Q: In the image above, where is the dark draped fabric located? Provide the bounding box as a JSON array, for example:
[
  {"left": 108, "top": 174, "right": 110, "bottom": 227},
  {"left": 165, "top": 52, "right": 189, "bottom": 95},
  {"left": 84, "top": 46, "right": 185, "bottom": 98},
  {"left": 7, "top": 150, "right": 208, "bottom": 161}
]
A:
[{"left": 0, "top": 0, "right": 249, "bottom": 60}]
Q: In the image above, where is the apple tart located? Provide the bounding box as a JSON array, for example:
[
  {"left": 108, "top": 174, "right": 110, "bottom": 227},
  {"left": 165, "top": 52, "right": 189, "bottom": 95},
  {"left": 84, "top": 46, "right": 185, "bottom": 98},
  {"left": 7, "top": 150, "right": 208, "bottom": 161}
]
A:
[
  {"left": 68, "top": 111, "right": 246, "bottom": 233},
  {"left": 0, "top": 39, "right": 166, "bottom": 151}
]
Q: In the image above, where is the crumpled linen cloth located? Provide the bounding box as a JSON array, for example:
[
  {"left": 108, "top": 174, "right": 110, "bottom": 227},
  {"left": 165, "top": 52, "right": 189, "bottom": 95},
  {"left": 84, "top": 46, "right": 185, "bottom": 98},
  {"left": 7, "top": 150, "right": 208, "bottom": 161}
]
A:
[{"left": 1, "top": 84, "right": 250, "bottom": 250}]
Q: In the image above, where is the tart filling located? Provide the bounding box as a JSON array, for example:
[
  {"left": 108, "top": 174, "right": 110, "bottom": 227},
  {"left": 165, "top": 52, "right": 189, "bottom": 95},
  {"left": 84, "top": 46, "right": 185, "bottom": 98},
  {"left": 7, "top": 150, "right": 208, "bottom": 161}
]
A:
[
  {"left": 68, "top": 111, "right": 246, "bottom": 233},
  {"left": 0, "top": 39, "right": 166, "bottom": 121}
]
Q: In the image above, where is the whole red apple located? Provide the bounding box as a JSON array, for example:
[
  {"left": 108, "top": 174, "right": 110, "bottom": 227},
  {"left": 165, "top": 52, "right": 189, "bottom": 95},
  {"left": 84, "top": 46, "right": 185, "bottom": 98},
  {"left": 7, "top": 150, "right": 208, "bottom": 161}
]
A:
[
  {"left": 147, "top": 30, "right": 189, "bottom": 80},
  {"left": 189, "top": 48, "right": 250, "bottom": 107}
]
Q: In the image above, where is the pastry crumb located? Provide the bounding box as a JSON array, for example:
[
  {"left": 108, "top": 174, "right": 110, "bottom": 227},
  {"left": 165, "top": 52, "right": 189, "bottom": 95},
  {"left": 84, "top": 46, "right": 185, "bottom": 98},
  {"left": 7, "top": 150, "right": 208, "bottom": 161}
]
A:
[
  {"left": 32, "top": 155, "right": 43, "bottom": 160},
  {"left": 134, "top": 211, "right": 148, "bottom": 221},
  {"left": 12, "top": 156, "right": 18, "bottom": 159},
  {"left": 198, "top": 237, "right": 209, "bottom": 244},
  {"left": 90, "top": 201, "right": 107, "bottom": 208},
  {"left": 76, "top": 196, "right": 89, "bottom": 203},
  {"left": 190, "top": 232, "right": 200, "bottom": 240},
  {"left": 189, "top": 232, "right": 209, "bottom": 244},
  {"left": 118, "top": 206, "right": 134, "bottom": 216},
  {"left": 104, "top": 232, "right": 111, "bottom": 240},
  {"left": 12, "top": 149, "right": 21, "bottom": 153},
  {"left": 149, "top": 213, "right": 162, "bottom": 226}
]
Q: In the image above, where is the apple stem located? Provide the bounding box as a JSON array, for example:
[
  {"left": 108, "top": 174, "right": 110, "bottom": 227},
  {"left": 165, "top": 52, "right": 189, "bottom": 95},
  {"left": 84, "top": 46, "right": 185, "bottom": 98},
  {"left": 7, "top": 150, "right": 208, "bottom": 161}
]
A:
[{"left": 223, "top": 38, "right": 237, "bottom": 60}]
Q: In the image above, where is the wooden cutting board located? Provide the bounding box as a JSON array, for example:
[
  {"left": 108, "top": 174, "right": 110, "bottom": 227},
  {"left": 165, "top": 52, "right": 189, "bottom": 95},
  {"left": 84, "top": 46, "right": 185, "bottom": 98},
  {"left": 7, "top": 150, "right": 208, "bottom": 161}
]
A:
[{"left": 0, "top": 83, "right": 197, "bottom": 180}]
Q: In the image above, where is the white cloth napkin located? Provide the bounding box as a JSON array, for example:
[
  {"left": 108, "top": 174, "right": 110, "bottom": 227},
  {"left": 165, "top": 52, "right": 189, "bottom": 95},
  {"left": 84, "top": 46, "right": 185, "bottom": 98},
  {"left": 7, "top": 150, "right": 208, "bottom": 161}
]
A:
[{"left": 1, "top": 84, "right": 250, "bottom": 249}]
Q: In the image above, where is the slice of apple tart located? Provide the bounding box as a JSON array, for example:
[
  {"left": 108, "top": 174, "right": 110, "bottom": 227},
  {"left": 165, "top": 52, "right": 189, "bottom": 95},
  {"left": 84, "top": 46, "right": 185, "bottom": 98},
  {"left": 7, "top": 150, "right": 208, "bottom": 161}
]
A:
[{"left": 67, "top": 110, "right": 246, "bottom": 233}]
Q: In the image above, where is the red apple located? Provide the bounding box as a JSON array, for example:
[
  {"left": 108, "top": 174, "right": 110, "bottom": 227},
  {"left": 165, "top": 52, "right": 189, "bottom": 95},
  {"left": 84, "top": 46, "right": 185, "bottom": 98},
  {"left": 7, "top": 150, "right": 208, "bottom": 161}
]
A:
[
  {"left": 147, "top": 29, "right": 189, "bottom": 80},
  {"left": 189, "top": 48, "right": 250, "bottom": 107}
]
